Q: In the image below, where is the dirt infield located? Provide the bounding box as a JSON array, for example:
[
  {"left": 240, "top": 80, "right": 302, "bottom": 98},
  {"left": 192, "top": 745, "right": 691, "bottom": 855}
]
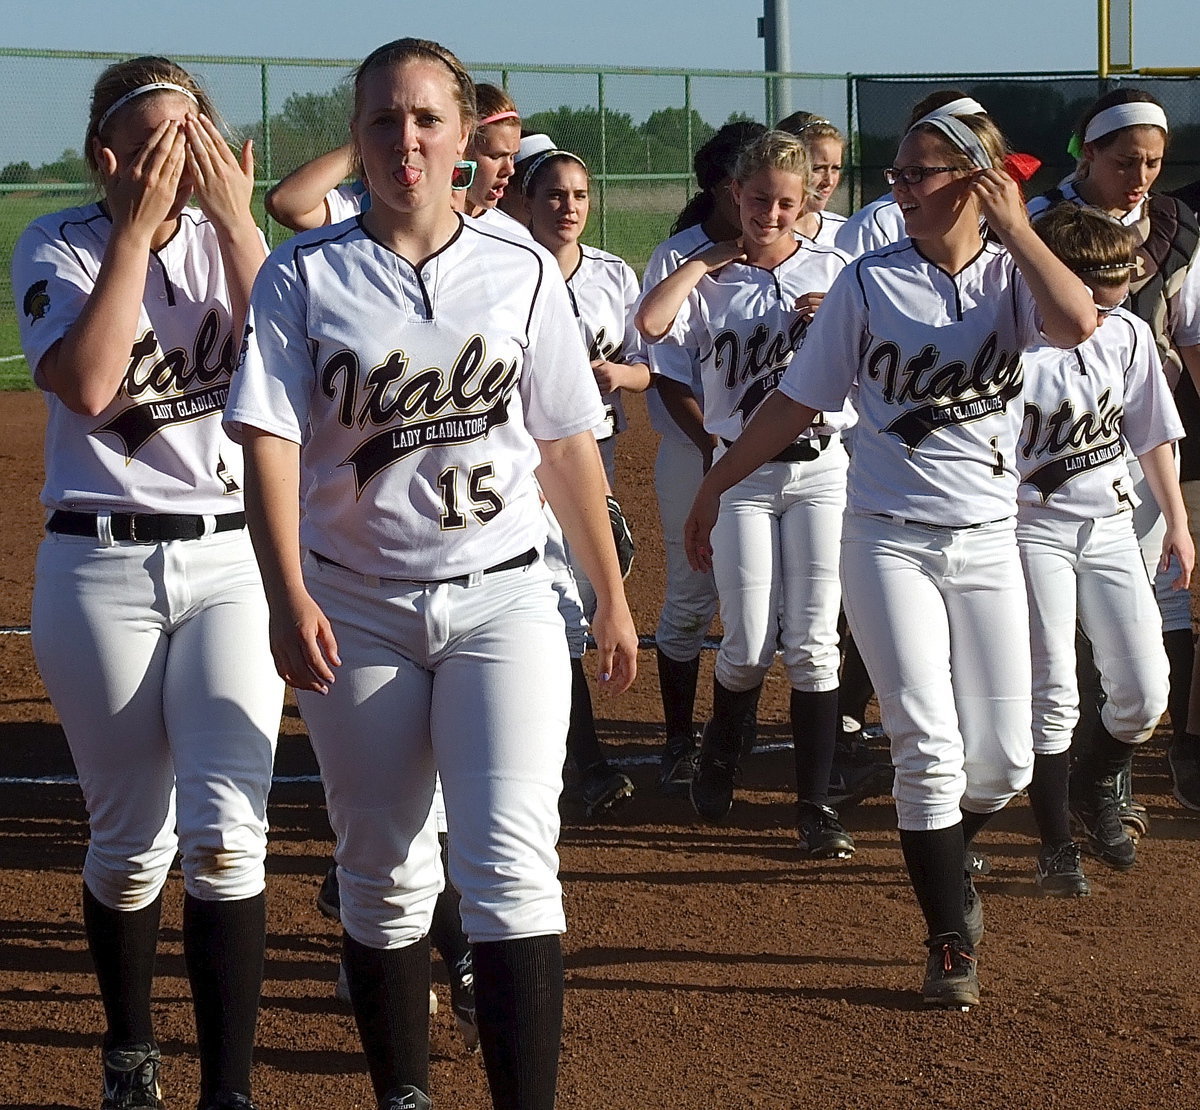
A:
[{"left": 2, "top": 388, "right": 1200, "bottom": 1110}]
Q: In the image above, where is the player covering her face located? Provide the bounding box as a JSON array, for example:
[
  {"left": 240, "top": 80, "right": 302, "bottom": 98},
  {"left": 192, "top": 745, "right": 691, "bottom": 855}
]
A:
[
  {"left": 681, "top": 111, "right": 1097, "bottom": 1008},
  {"left": 230, "top": 37, "right": 637, "bottom": 1110}
]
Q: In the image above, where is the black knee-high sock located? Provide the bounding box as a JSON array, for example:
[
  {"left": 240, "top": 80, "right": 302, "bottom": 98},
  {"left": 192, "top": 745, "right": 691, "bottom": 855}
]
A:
[
  {"left": 707, "top": 679, "right": 762, "bottom": 755},
  {"left": 1076, "top": 723, "right": 1135, "bottom": 779},
  {"left": 1164, "top": 628, "right": 1195, "bottom": 743},
  {"left": 343, "top": 932, "right": 431, "bottom": 1102},
  {"left": 790, "top": 688, "right": 840, "bottom": 806},
  {"left": 565, "top": 657, "right": 605, "bottom": 771},
  {"left": 183, "top": 892, "right": 265, "bottom": 1103},
  {"left": 429, "top": 835, "right": 470, "bottom": 973},
  {"left": 899, "top": 824, "right": 967, "bottom": 940},
  {"left": 656, "top": 648, "right": 700, "bottom": 743},
  {"left": 959, "top": 809, "right": 994, "bottom": 848},
  {"left": 1028, "top": 752, "right": 1072, "bottom": 848},
  {"left": 473, "top": 935, "right": 563, "bottom": 1110},
  {"left": 838, "top": 626, "right": 874, "bottom": 725},
  {"left": 83, "top": 883, "right": 161, "bottom": 1049}
]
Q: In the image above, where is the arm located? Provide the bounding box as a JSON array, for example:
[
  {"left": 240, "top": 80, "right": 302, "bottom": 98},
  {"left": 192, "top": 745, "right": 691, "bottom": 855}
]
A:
[
  {"left": 684, "top": 390, "right": 819, "bottom": 572},
  {"left": 634, "top": 239, "right": 745, "bottom": 340},
  {"left": 264, "top": 143, "right": 355, "bottom": 231},
  {"left": 592, "top": 358, "right": 651, "bottom": 394},
  {"left": 39, "top": 119, "right": 187, "bottom": 415},
  {"left": 656, "top": 375, "right": 717, "bottom": 466},
  {"left": 970, "top": 168, "right": 1095, "bottom": 348},
  {"left": 535, "top": 430, "right": 638, "bottom": 693},
  {"left": 184, "top": 113, "right": 265, "bottom": 343},
  {"left": 1181, "top": 343, "right": 1200, "bottom": 398},
  {"left": 241, "top": 428, "right": 341, "bottom": 693},
  {"left": 1138, "top": 439, "right": 1195, "bottom": 589}
]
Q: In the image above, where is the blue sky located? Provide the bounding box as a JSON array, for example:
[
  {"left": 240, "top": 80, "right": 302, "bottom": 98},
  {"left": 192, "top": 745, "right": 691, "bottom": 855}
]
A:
[
  {"left": 0, "top": 0, "right": 1191, "bottom": 167},
  {"left": 0, "top": 0, "right": 1190, "bottom": 74}
]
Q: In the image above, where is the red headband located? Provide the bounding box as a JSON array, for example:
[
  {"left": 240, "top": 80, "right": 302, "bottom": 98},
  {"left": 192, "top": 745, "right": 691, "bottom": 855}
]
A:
[{"left": 479, "top": 110, "right": 519, "bottom": 126}]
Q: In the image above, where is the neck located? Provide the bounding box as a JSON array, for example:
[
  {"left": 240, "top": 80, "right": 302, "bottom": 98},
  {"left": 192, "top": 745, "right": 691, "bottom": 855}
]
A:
[
  {"left": 914, "top": 217, "right": 984, "bottom": 273},
  {"left": 150, "top": 218, "right": 179, "bottom": 251},
  {"left": 700, "top": 213, "right": 740, "bottom": 243},
  {"left": 744, "top": 233, "right": 795, "bottom": 269},
  {"left": 547, "top": 240, "right": 582, "bottom": 281},
  {"left": 1072, "top": 176, "right": 1133, "bottom": 218},
  {"left": 796, "top": 211, "right": 821, "bottom": 240},
  {"left": 362, "top": 202, "right": 460, "bottom": 263}
]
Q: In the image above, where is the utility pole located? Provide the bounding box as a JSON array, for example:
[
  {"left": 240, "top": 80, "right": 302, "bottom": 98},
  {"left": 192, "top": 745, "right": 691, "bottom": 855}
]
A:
[{"left": 758, "top": 0, "right": 792, "bottom": 123}]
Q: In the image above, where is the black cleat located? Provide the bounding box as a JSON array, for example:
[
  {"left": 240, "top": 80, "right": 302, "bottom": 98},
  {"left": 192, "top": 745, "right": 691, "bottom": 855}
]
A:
[
  {"left": 796, "top": 802, "right": 855, "bottom": 859},
  {"left": 922, "top": 933, "right": 980, "bottom": 1009},
  {"left": 379, "top": 1087, "right": 433, "bottom": 1110},
  {"left": 658, "top": 732, "right": 699, "bottom": 795},
  {"left": 316, "top": 863, "right": 340, "bottom": 922},
  {"left": 690, "top": 723, "right": 740, "bottom": 823},
  {"left": 1168, "top": 739, "right": 1200, "bottom": 812},
  {"left": 1115, "top": 763, "right": 1150, "bottom": 839},
  {"left": 581, "top": 760, "right": 634, "bottom": 819},
  {"left": 1070, "top": 771, "right": 1137, "bottom": 871},
  {"left": 1035, "top": 841, "right": 1091, "bottom": 897},
  {"left": 101, "top": 1043, "right": 164, "bottom": 1110}
]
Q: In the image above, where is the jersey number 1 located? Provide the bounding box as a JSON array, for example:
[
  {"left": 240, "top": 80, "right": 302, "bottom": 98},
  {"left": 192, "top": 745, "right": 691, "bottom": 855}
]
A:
[{"left": 438, "top": 463, "right": 504, "bottom": 530}]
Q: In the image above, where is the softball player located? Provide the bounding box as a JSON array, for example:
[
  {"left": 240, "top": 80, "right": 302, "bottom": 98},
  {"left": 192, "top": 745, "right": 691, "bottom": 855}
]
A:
[
  {"left": 496, "top": 131, "right": 556, "bottom": 225},
  {"left": 641, "top": 121, "right": 767, "bottom": 791},
  {"left": 524, "top": 146, "right": 648, "bottom": 816},
  {"left": 1017, "top": 204, "right": 1190, "bottom": 894},
  {"left": 684, "top": 108, "right": 1095, "bottom": 1007},
  {"left": 12, "top": 57, "right": 283, "bottom": 1110},
  {"left": 225, "top": 38, "right": 637, "bottom": 1110},
  {"left": 637, "top": 130, "right": 857, "bottom": 857},
  {"left": 1029, "top": 89, "right": 1200, "bottom": 824},
  {"left": 776, "top": 111, "right": 847, "bottom": 246},
  {"left": 462, "top": 83, "right": 526, "bottom": 237}
]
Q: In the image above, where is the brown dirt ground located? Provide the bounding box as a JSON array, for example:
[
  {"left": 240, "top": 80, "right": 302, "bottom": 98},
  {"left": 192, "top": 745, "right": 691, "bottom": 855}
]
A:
[{"left": 2, "top": 389, "right": 1199, "bottom": 1110}]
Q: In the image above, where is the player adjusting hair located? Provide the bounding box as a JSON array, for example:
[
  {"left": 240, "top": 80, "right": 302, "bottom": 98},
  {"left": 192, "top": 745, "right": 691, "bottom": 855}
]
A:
[
  {"left": 85, "top": 56, "right": 217, "bottom": 186},
  {"left": 1032, "top": 203, "right": 1138, "bottom": 284},
  {"left": 353, "top": 37, "right": 476, "bottom": 125},
  {"left": 732, "top": 129, "right": 811, "bottom": 187},
  {"left": 672, "top": 120, "right": 768, "bottom": 235}
]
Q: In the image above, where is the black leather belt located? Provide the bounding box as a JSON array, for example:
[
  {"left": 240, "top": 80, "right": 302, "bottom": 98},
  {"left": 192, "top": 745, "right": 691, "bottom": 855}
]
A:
[
  {"left": 721, "top": 433, "right": 832, "bottom": 463},
  {"left": 312, "top": 547, "right": 537, "bottom": 586},
  {"left": 47, "top": 510, "right": 246, "bottom": 543}
]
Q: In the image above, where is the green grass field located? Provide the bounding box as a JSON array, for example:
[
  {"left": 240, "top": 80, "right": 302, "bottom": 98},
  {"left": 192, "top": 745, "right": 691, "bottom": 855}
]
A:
[{"left": 0, "top": 182, "right": 685, "bottom": 389}]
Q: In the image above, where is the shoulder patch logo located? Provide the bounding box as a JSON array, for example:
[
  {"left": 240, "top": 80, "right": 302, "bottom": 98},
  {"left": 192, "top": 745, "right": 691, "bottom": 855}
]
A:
[{"left": 23, "top": 280, "right": 49, "bottom": 322}]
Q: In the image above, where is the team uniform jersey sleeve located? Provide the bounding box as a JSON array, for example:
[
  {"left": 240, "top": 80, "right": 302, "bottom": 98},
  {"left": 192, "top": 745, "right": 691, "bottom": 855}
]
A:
[
  {"left": 777, "top": 261, "right": 865, "bottom": 410},
  {"left": 522, "top": 265, "right": 606, "bottom": 440},
  {"left": 1121, "top": 312, "right": 1186, "bottom": 455},
  {"left": 1168, "top": 241, "right": 1200, "bottom": 348},
  {"left": 324, "top": 183, "right": 365, "bottom": 225},
  {"left": 223, "top": 252, "right": 313, "bottom": 445},
  {"left": 638, "top": 240, "right": 699, "bottom": 387},
  {"left": 12, "top": 218, "right": 96, "bottom": 388}
]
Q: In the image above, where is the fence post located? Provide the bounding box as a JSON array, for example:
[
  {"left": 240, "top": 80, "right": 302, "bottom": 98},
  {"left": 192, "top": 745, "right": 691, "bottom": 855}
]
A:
[
  {"left": 684, "top": 73, "right": 694, "bottom": 205},
  {"left": 598, "top": 70, "right": 608, "bottom": 251},
  {"left": 846, "top": 73, "right": 857, "bottom": 212},
  {"left": 260, "top": 62, "right": 273, "bottom": 247}
]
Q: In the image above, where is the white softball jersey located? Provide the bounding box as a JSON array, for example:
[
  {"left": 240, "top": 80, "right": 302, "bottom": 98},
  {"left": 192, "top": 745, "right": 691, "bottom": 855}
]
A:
[
  {"left": 471, "top": 205, "right": 534, "bottom": 240},
  {"left": 566, "top": 245, "right": 647, "bottom": 440},
  {"left": 639, "top": 225, "right": 713, "bottom": 446},
  {"left": 655, "top": 240, "right": 856, "bottom": 444},
  {"left": 325, "top": 181, "right": 370, "bottom": 224},
  {"left": 1017, "top": 307, "right": 1184, "bottom": 518},
  {"left": 225, "top": 215, "right": 605, "bottom": 582},
  {"left": 779, "top": 239, "right": 1042, "bottom": 526},
  {"left": 804, "top": 209, "right": 848, "bottom": 248},
  {"left": 834, "top": 195, "right": 903, "bottom": 257},
  {"left": 1028, "top": 183, "right": 1200, "bottom": 349},
  {"left": 13, "top": 203, "right": 249, "bottom": 515}
]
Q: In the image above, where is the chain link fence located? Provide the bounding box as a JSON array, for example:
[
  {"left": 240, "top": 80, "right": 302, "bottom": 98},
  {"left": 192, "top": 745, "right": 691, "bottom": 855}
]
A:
[{"left": 3, "top": 48, "right": 1199, "bottom": 373}]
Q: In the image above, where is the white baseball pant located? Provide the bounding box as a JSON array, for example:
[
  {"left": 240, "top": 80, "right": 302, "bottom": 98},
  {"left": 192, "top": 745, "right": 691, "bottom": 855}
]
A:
[
  {"left": 297, "top": 552, "right": 570, "bottom": 950},
  {"left": 542, "top": 503, "right": 589, "bottom": 659},
  {"left": 32, "top": 528, "right": 281, "bottom": 911},
  {"left": 1018, "top": 510, "right": 1167, "bottom": 755},
  {"left": 710, "top": 441, "right": 846, "bottom": 693},
  {"left": 1128, "top": 455, "right": 1192, "bottom": 633},
  {"left": 653, "top": 437, "right": 719, "bottom": 662},
  {"left": 839, "top": 513, "right": 1033, "bottom": 831}
]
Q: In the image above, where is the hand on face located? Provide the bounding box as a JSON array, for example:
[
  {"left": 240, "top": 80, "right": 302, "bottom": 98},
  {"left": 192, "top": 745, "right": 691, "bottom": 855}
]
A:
[
  {"left": 183, "top": 113, "right": 256, "bottom": 232},
  {"left": 96, "top": 114, "right": 188, "bottom": 241}
]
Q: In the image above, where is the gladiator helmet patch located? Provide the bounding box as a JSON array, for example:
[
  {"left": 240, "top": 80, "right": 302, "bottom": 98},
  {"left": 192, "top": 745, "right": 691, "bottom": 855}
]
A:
[{"left": 23, "top": 280, "right": 49, "bottom": 322}]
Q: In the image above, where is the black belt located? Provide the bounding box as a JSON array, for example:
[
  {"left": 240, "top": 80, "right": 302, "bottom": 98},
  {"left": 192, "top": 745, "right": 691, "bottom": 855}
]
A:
[
  {"left": 47, "top": 510, "right": 246, "bottom": 543},
  {"left": 311, "top": 547, "right": 537, "bottom": 586},
  {"left": 721, "top": 433, "right": 831, "bottom": 463}
]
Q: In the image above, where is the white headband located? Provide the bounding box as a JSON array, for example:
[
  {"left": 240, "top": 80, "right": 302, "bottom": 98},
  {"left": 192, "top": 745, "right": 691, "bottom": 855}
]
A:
[
  {"left": 517, "top": 133, "right": 556, "bottom": 162},
  {"left": 927, "top": 96, "right": 987, "bottom": 119},
  {"left": 521, "top": 149, "right": 587, "bottom": 194},
  {"left": 98, "top": 82, "right": 199, "bottom": 133},
  {"left": 910, "top": 110, "right": 993, "bottom": 169},
  {"left": 1083, "top": 102, "right": 1169, "bottom": 144},
  {"left": 788, "top": 118, "right": 832, "bottom": 135}
]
